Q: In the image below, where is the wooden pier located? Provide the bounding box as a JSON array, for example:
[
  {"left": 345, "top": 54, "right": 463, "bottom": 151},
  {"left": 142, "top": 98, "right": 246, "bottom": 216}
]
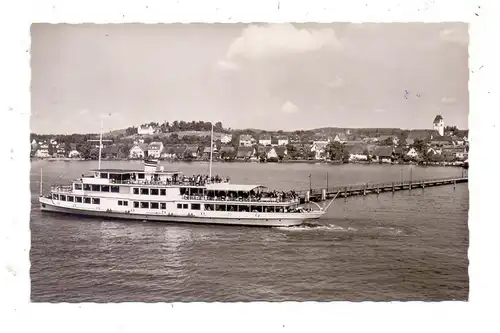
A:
[{"left": 297, "top": 176, "right": 468, "bottom": 203}]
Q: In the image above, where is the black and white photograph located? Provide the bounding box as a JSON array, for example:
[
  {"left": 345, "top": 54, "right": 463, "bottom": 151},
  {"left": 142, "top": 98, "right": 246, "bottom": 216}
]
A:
[{"left": 29, "top": 22, "right": 469, "bottom": 302}]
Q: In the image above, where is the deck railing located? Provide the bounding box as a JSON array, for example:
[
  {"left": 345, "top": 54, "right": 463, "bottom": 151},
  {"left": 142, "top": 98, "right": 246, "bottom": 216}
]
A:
[
  {"left": 50, "top": 185, "right": 73, "bottom": 193},
  {"left": 78, "top": 177, "right": 231, "bottom": 187}
]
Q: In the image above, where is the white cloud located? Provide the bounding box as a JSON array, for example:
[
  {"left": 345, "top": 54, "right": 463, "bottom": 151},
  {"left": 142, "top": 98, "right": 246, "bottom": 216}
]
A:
[
  {"left": 78, "top": 109, "right": 89, "bottom": 115},
  {"left": 439, "top": 28, "right": 468, "bottom": 45},
  {"left": 374, "top": 108, "right": 386, "bottom": 113},
  {"left": 217, "top": 60, "right": 239, "bottom": 71},
  {"left": 225, "top": 23, "right": 342, "bottom": 61},
  {"left": 327, "top": 76, "right": 344, "bottom": 89},
  {"left": 441, "top": 97, "right": 457, "bottom": 104},
  {"left": 281, "top": 101, "right": 299, "bottom": 114}
]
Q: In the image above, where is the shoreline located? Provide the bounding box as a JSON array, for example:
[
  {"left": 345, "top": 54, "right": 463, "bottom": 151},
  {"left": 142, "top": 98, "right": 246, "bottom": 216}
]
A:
[{"left": 31, "top": 157, "right": 467, "bottom": 168}]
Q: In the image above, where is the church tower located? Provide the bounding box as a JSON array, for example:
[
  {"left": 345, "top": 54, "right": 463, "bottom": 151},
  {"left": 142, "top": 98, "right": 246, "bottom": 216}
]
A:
[{"left": 433, "top": 115, "right": 444, "bottom": 136}]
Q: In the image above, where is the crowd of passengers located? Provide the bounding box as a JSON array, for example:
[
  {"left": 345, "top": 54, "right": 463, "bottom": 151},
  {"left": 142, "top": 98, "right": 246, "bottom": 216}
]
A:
[{"left": 104, "top": 173, "right": 230, "bottom": 185}]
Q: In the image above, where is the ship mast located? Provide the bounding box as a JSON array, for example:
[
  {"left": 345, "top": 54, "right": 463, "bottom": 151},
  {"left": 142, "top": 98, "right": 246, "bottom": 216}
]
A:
[
  {"left": 98, "top": 118, "right": 103, "bottom": 170},
  {"left": 209, "top": 122, "right": 214, "bottom": 179},
  {"left": 40, "top": 168, "right": 43, "bottom": 196}
]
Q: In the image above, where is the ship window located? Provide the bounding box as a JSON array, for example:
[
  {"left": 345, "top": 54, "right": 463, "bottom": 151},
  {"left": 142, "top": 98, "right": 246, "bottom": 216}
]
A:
[
  {"left": 75, "top": 183, "right": 82, "bottom": 190},
  {"left": 160, "top": 189, "right": 166, "bottom": 195},
  {"left": 183, "top": 204, "right": 188, "bottom": 209},
  {"left": 67, "top": 196, "right": 74, "bottom": 202},
  {"left": 75, "top": 196, "right": 83, "bottom": 203},
  {"left": 141, "top": 188, "right": 149, "bottom": 195},
  {"left": 110, "top": 186, "right": 119, "bottom": 193},
  {"left": 238, "top": 205, "right": 249, "bottom": 212},
  {"left": 53, "top": 194, "right": 59, "bottom": 200},
  {"left": 138, "top": 173, "right": 145, "bottom": 179},
  {"left": 84, "top": 197, "right": 91, "bottom": 204},
  {"left": 150, "top": 188, "right": 159, "bottom": 195},
  {"left": 140, "top": 202, "right": 149, "bottom": 209},
  {"left": 151, "top": 202, "right": 159, "bottom": 209},
  {"left": 92, "top": 198, "right": 100, "bottom": 205},
  {"left": 100, "top": 173, "right": 108, "bottom": 179},
  {"left": 133, "top": 201, "right": 139, "bottom": 208},
  {"left": 118, "top": 200, "right": 123, "bottom": 206},
  {"left": 180, "top": 188, "right": 187, "bottom": 195},
  {"left": 91, "top": 185, "right": 100, "bottom": 192},
  {"left": 177, "top": 203, "right": 182, "bottom": 209},
  {"left": 101, "top": 185, "right": 110, "bottom": 192},
  {"left": 60, "top": 195, "right": 66, "bottom": 201},
  {"left": 215, "top": 204, "right": 226, "bottom": 211},
  {"left": 160, "top": 203, "right": 166, "bottom": 209},
  {"left": 204, "top": 204, "right": 214, "bottom": 211},
  {"left": 191, "top": 203, "right": 201, "bottom": 210},
  {"left": 83, "top": 184, "right": 91, "bottom": 191},
  {"left": 264, "top": 206, "right": 274, "bottom": 213},
  {"left": 124, "top": 201, "right": 128, "bottom": 206},
  {"left": 133, "top": 188, "right": 139, "bottom": 195},
  {"left": 251, "top": 206, "right": 263, "bottom": 213},
  {"left": 227, "top": 205, "right": 237, "bottom": 212}
]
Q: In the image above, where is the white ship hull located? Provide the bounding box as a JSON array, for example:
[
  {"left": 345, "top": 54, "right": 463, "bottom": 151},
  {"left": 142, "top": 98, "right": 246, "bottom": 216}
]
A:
[{"left": 39, "top": 197, "right": 324, "bottom": 227}]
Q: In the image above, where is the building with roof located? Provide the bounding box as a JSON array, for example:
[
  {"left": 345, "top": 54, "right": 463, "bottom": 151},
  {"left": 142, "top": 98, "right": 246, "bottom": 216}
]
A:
[
  {"left": 433, "top": 114, "right": 445, "bottom": 136},
  {"left": 220, "top": 133, "right": 233, "bottom": 144},
  {"left": 347, "top": 144, "right": 368, "bottom": 161},
  {"left": 277, "top": 136, "right": 289, "bottom": 146},
  {"left": 239, "top": 134, "right": 255, "bottom": 147},
  {"left": 138, "top": 124, "right": 156, "bottom": 135},
  {"left": 373, "top": 146, "right": 394, "bottom": 163},
  {"left": 148, "top": 142, "right": 164, "bottom": 158},
  {"left": 258, "top": 134, "right": 272, "bottom": 146},
  {"left": 236, "top": 146, "right": 256, "bottom": 160},
  {"left": 129, "top": 143, "right": 149, "bottom": 159}
]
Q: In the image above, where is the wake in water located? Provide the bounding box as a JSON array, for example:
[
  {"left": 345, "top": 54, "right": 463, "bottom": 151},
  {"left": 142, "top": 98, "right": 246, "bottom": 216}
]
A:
[
  {"left": 276, "top": 221, "right": 411, "bottom": 236},
  {"left": 275, "top": 221, "right": 357, "bottom": 232}
]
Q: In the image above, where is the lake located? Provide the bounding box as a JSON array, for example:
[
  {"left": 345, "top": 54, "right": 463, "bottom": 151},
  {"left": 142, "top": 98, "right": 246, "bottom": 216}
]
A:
[{"left": 30, "top": 160, "right": 469, "bottom": 302}]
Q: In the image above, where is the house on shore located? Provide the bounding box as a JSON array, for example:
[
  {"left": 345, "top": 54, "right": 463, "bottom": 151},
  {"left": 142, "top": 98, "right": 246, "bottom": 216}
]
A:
[
  {"left": 68, "top": 143, "right": 81, "bottom": 158},
  {"left": 129, "top": 143, "right": 149, "bottom": 159},
  {"left": 220, "top": 133, "right": 233, "bottom": 144},
  {"left": 373, "top": 146, "right": 394, "bottom": 163},
  {"left": 239, "top": 134, "right": 255, "bottom": 147},
  {"left": 147, "top": 142, "right": 164, "bottom": 158},
  {"left": 236, "top": 146, "right": 255, "bottom": 160},
  {"left": 311, "top": 141, "right": 329, "bottom": 160},
  {"left": 258, "top": 134, "right": 272, "bottom": 146}
]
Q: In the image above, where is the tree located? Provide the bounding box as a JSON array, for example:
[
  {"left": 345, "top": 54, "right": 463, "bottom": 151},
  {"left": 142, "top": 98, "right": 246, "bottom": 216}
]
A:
[
  {"left": 48, "top": 144, "right": 55, "bottom": 156},
  {"left": 214, "top": 121, "right": 223, "bottom": 132},
  {"left": 382, "top": 136, "right": 394, "bottom": 146},
  {"left": 327, "top": 142, "right": 348, "bottom": 161},
  {"left": 412, "top": 139, "right": 427, "bottom": 155},
  {"left": 444, "top": 125, "right": 458, "bottom": 135},
  {"left": 220, "top": 149, "right": 236, "bottom": 161},
  {"left": 258, "top": 151, "right": 267, "bottom": 162},
  {"left": 363, "top": 148, "right": 371, "bottom": 161},
  {"left": 183, "top": 150, "right": 194, "bottom": 161},
  {"left": 286, "top": 144, "right": 298, "bottom": 160},
  {"left": 169, "top": 133, "right": 180, "bottom": 144}
]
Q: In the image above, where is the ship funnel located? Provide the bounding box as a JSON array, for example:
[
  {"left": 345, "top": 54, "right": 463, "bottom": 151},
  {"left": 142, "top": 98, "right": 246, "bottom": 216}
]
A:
[{"left": 144, "top": 158, "right": 159, "bottom": 173}]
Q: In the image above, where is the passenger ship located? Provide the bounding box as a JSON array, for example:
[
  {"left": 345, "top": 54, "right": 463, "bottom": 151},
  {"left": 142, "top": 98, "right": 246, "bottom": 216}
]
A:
[{"left": 39, "top": 126, "right": 329, "bottom": 227}]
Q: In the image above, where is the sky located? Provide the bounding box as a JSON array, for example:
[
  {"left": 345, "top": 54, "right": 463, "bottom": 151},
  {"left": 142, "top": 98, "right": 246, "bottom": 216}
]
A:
[{"left": 30, "top": 23, "right": 469, "bottom": 134}]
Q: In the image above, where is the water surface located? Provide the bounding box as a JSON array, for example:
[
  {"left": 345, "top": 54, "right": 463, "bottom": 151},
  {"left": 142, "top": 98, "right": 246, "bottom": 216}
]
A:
[{"left": 30, "top": 160, "right": 469, "bottom": 302}]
